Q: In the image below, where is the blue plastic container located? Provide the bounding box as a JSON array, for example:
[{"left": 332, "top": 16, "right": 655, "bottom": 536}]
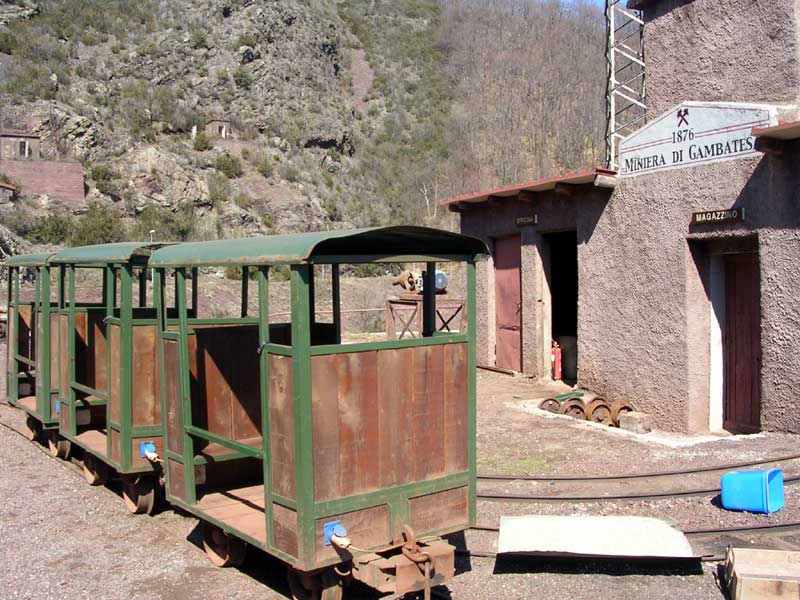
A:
[{"left": 720, "top": 468, "right": 784, "bottom": 514}]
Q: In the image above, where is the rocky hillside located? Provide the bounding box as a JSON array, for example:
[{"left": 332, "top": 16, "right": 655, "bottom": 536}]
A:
[
  {"left": 0, "top": 0, "right": 450, "bottom": 244},
  {"left": 0, "top": 0, "right": 606, "bottom": 249}
]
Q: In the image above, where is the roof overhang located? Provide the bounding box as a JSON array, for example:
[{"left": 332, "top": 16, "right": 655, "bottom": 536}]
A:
[
  {"left": 440, "top": 167, "right": 617, "bottom": 212},
  {"left": 52, "top": 242, "right": 175, "bottom": 266},
  {"left": 751, "top": 121, "right": 800, "bottom": 141},
  {"left": 150, "top": 226, "right": 488, "bottom": 268},
  {"left": 6, "top": 252, "right": 56, "bottom": 267},
  {"left": 0, "top": 181, "right": 16, "bottom": 191}
]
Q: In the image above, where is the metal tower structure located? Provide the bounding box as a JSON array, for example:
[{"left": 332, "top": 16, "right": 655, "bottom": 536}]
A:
[{"left": 605, "top": 0, "right": 646, "bottom": 170}]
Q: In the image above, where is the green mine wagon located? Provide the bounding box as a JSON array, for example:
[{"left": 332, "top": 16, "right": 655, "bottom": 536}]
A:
[
  {"left": 6, "top": 252, "right": 61, "bottom": 448},
  {"left": 50, "top": 242, "right": 175, "bottom": 512},
  {"left": 150, "top": 226, "right": 486, "bottom": 599}
]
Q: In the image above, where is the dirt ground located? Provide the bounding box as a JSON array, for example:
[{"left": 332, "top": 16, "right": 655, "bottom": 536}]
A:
[{"left": 2, "top": 340, "right": 799, "bottom": 599}]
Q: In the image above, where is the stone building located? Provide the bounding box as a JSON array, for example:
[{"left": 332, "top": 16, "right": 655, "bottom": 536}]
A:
[
  {"left": 0, "top": 129, "right": 40, "bottom": 160},
  {"left": 204, "top": 119, "right": 235, "bottom": 140},
  {"left": 0, "top": 130, "right": 84, "bottom": 205},
  {"left": 444, "top": 0, "right": 800, "bottom": 434}
]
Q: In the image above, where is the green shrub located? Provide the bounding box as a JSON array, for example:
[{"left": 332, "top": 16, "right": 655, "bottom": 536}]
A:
[
  {"left": 232, "top": 66, "right": 252, "bottom": 89},
  {"left": 235, "top": 33, "right": 257, "bottom": 48},
  {"left": 197, "top": 66, "right": 208, "bottom": 77},
  {"left": 240, "top": 148, "right": 250, "bottom": 161},
  {"left": 70, "top": 203, "right": 125, "bottom": 246},
  {"left": 193, "top": 131, "right": 213, "bottom": 151},
  {"left": 256, "top": 154, "right": 273, "bottom": 178},
  {"left": 281, "top": 163, "right": 299, "bottom": 183},
  {"left": 129, "top": 205, "right": 196, "bottom": 241},
  {"left": 90, "top": 164, "right": 122, "bottom": 197},
  {"left": 233, "top": 192, "right": 252, "bottom": 209},
  {"left": 189, "top": 27, "right": 209, "bottom": 49},
  {"left": 206, "top": 172, "right": 230, "bottom": 205},
  {"left": 215, "top": 153, "right": 243, "bottom": 178},
  {"left": 29, "top": 213, "right": 75, "bottom": 245}
]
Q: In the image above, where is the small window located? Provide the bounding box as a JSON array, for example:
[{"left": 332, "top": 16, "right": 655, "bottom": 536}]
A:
[{"left": 18, "top": 140, "right": 28, "bottom": 158}]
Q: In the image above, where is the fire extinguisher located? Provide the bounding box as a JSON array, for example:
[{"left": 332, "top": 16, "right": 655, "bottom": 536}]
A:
[{"left": 551, "top": 340, "right": 562, "bottom": 381}]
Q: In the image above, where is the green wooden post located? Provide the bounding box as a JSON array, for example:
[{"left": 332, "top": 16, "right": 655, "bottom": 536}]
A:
[
  {"left": 191, "top": 268, "right": 198, "bottom": 315},
  {"left": 154, "top": 268, "right": 170, "bottom": 492},
  {"left": 423, "top": 261, "right": 436, "bottom": 337},
  {"left": 332, "top": 264, "right": 341, "bottom": 344},
  {"left": 257, "top": 265, "right": 274, "bottom": 547},
  {"left": 65, "top": 265, "right": 77, "bottom": 435},
  {"left": 7, "top": 267, "right": 17, "bottom": 402},
  {"left": 37, "top": 265, "right": 51, "bottom": 419},
  {"left": 308, "top": 264, "right": 315, "bottom": 326},
  {"left": 119, "top": 265, "right": 134, "bottom": 470},
  {"left": 466, "top": 260, "right": 477, "bottom": 525},
  {"left": 290, "top": 264, "right": 314, "bottom": 567},
  {"left": 176, "top": 268, "right": 196, "bottom": 504}
]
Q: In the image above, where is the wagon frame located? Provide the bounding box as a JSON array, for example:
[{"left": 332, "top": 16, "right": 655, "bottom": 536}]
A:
[{"left": 150, "top": 226, "right": 486, "bottom": 598}]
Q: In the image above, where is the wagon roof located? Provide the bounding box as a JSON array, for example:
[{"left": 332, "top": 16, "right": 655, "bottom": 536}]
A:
[
  {"left": 5, "top": 251, "right": 56, "bottom": 267},
  {"left": 51, "top": 242, "right": 175, "bottom": 265},
  {"left": 150, "top": 226, "right": 488, "bottom": 267}
]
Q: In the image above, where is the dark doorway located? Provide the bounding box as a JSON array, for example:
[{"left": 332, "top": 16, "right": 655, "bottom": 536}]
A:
[
  {"left": 723, "top": 253, "right": 761, "bottom": 432},
  {"left": 494, "top": 235, "right": 522, "bottom": 372},
  {"left": 545, "top": 231, "right": 578, "bottom": 382}
]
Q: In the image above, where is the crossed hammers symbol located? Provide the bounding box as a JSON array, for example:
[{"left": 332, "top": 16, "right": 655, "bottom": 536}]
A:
[{"left": 677, "top": 108, "right": 690, "bottom": 127}]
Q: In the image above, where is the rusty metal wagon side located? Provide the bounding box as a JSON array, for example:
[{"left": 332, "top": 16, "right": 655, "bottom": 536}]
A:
[
  {"left": 50, "top": 242, "right": 175, "bottom": 512},
  {"left": 5, "top": 252, "right": 66, "bottom": 449},
  {"left": 150, "top": 226, "right": 486, "bottom": 599}
]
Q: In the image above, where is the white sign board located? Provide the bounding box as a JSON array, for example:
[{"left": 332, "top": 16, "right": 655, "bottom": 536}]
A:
[{"left": 619, "top": 101, "right": 778, "bottom": 177}]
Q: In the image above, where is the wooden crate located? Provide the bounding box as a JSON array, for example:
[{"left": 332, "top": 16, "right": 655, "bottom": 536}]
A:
[{"left": 725, "top": 547, "right": 800, "bottom": 600}]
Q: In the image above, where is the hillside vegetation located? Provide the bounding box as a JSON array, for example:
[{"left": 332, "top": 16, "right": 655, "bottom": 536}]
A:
[{"left": 0, "top": 0, "right": 605, "bottom": 247}]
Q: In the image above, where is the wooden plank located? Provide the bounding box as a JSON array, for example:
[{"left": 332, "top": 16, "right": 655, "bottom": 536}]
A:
[
  {"left": 49, "top": 313, "right": 59, "bottom": 391},
  {"left": 269, "top": 354, "right": 296, "bottom": 499},
  {"left": 130, "top": 436, "right": 163, "bottom": 469},
  {"left": 196, "top": 328, "right": 232, "bottom": 440},
  {"left": 311, "top": 354, "right": 341, "bottom": 502},
  {"left": 412, "top": 345, "right": 446, "bottom": 480},
  {"left": 410, "top": 486, "right": 468, "bottom": 535},
  {"left": 18, "top": 396, "right": 36, "bottom": 411},
  {"left": 131, "top": 325, "right": 158, "bottom": 425},
  {"left": 314, "top": 504, "right": 390, "bottom": 564},
  {"left": 87, "top": 310, "right": 107, "bottom": 393},
  {"left": 108, "top": 325, "right": 121, "bottom": 423},
  {"left": 273, "top": 503, "right": 298, "bottom": 558},
  {"left": 168, "top": 458, "right": 185, "bottom": 502},
  {"left": 109, "top": 427, "right": 120, "bottom": 463},
  {"left": 195, "top": 485, "right": 267, "bottom": 545},
  {"left": 377, "top": 347, "right": 414, "bottom": 489},
  {"left": 163, "top": 339, "right": 183, "bottom": 454},
  {"left": 337, "top": 351, "right": 380, "bottom": 497},
  {"left": 443, "top": 343, "right": 468, "bottom": 473},
  {"left": 726, "top": 547, "right": 800, "bottom": 600},
  {"left": 229, "top": 326, "right": 261, "bottom": 441},
  {"left": 76, "top": 429, "right": 108, "bottom": 456},
  {"left": 59, "top": 314, "right": 69, "bottom": 402}
]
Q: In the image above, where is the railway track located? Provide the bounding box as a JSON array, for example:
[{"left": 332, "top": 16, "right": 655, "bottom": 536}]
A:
[{"left": 477, "top": 452, "right": 800, "bottom": 482}]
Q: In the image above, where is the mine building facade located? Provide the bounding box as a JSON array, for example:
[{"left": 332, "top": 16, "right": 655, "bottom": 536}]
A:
[{"left": 444, "top": 0, "right": 800, "bottom": 434}]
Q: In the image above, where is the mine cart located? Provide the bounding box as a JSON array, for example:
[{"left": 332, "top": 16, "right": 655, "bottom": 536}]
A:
[
  {"left": 150, "top": 226, "right": 486, "bottom": 599},
  {"left": 51, "top": 242, "right": 175, "bottom": 512},
  {"left": 5, "top": 252, "right": 61, "bottom": 448}
]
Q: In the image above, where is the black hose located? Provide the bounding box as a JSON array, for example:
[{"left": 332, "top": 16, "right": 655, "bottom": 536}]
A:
[{"left": 478, "top": 452, "right": 800, "bottom": 482}]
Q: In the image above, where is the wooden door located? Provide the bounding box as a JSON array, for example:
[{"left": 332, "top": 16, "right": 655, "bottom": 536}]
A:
[
  {"left": 494, "top": 235, "right": 522, "bottom": 371},
  {"left": 723, "top": 253, "right": 761, "bottom": 432}
]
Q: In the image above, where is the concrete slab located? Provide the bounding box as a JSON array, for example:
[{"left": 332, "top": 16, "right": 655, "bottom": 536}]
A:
[{"left": 498, "top": 515, "right": 695, "bottom": 559}]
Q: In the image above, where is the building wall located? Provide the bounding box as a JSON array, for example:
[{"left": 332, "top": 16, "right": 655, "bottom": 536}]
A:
[
  {"left": 459, "top": 189, "right": 609, "bottom": 378},
  {"left": 583, "top": 144, "right": 800, "bottom": 432},
  {"left": 643, "top": 0, "right": 800, "bottom": 116},
  {"left": 0, "top": 136, "right": 40, "bottom": 160},
  {"left": 0, "top": 160, "right": 85, "bottom": 205}
]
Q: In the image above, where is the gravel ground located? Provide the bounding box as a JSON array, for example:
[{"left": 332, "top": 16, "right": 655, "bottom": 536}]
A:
[{"left": 2, "top": 342, "right": 798, "bottom": 599}]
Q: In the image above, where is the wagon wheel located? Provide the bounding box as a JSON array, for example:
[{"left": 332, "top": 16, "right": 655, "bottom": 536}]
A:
[
  {"left": 202, "top": 521, "right": 247, "bottom": 567},
  {"left": 538, "top": 398, "right": 560, "bottom": 413},
  {"left": 82, "top": 453, "right": 109, "bottom": 486},
  {"left": 559, "top": 398, "right": 585, "bottom": 420},
  {"left": 585, "top": 398, "right": 613, "bottom": 425},
  {"left": 47, "top": 430, "right": 71, "bottom": 459},
  {"left": 288, "top": 568, "right": 343, "bottom": 600},
  {"left": 610, "top": 399, "right": 634, "bottom": 426},
  {"left": 24, "top": 415, "right": 42, "bottom": 441},
  {"left": 122, "top": 475, "right": 156, "bottom": 515}
]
